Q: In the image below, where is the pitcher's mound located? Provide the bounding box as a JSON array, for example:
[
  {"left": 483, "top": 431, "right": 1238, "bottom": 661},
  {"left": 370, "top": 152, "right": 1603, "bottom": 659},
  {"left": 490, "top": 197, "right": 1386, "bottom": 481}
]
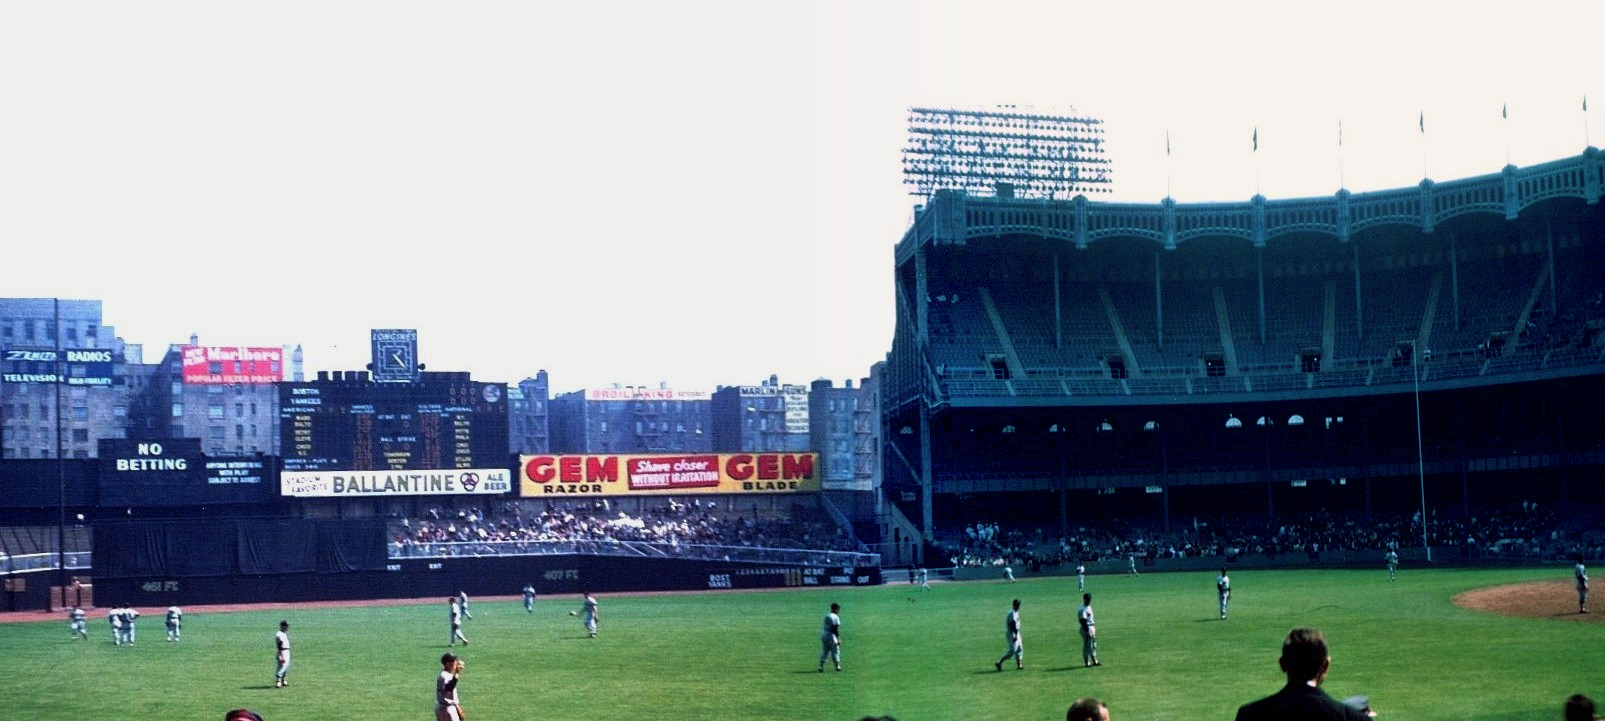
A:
[{"left": 1452, "top": 579, "right": 1597, "bottom": 622}]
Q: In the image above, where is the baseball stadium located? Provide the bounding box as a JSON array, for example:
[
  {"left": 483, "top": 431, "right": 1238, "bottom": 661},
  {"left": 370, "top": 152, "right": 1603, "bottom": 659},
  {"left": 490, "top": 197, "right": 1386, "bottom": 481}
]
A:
[{"left": 2, "top": 132, "right": 1604, "bottom": 719}]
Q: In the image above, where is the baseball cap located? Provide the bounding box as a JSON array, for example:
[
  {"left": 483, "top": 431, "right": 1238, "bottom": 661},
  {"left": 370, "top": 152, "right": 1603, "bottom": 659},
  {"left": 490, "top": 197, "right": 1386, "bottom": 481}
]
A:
[{"left": 225, "top": 709, "right": 264, "bottom": 721}]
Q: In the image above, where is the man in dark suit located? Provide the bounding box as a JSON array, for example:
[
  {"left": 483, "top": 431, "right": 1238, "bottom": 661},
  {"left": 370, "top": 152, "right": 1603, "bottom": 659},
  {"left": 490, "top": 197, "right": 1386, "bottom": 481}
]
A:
[{"left": 1234, "top": 628, "right": 1370, "bottom": 721}]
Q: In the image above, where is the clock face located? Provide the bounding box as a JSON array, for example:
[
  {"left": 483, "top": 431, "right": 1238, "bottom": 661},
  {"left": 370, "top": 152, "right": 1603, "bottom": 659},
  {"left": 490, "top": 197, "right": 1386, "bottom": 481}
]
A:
[{"left": 375, "top": 341, "right": 414, "bottom": 377}]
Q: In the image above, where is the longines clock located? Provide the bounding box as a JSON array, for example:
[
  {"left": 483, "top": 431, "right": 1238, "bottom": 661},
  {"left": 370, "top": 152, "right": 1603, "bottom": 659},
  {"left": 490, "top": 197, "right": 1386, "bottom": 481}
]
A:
[{"left": 370, "top": 329, "right": 418, "bottom": 382}]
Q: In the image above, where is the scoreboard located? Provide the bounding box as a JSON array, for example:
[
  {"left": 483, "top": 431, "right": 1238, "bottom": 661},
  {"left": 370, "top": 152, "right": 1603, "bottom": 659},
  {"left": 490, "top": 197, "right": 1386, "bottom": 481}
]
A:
[{"left": 279, "top": 374, "right": 508, "bottom": 472}]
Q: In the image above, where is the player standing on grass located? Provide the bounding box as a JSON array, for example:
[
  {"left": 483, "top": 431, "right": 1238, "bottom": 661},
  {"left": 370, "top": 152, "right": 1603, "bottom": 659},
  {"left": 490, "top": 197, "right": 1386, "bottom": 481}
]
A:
[
  {"left": 166, "top": 605, "right": 183, "bottom": 642},
  {"left": 522, "top": 582, "right": 537, "bottom": 614},
  {"left": 122, "top": 606, "right": 140, "bottom": 645},
  {"left": 995, "top": 598, "right": 1023, "bottom": 671},
  {"left": 1078, "top": 593, "right": 1100, "bottom": 667},
  {"left": 1576, "top": 555, "right": 1590, "bottom": 614},
  {"left": 1217, "top": 568, "right": 1232, "bottom": 620},
  {"left": 1077, "top": 562, "right": 1086, "bottom": 592},
  {"left": 457, "top": 590, "right": 471, "bottom": 620},
  {"left": 68, "top": 605, "right": 87, "bottom": 640},
  {"left": 274, "top": 621, "right": 291, "bottom": 688},
  {"left": 918, "top": 567, "right": 929, "bottom": 591},
  {"left": 449, "top": 598, "right": 469, "bottom": 646},
  {"left": 435, "top": 652, "right": 466, "bottom": 721},
  {"left": 571, "top": 591, "right": 599, "bottom": 637},
  {"left": 108, "top": 606, "right": 122, "bottom": 645},
  {"left": 818, "top": 602, "right": 842, "bottom": 672},
  {"left": 1385, "top": 549, "right": 1398, "bottom": 581}
]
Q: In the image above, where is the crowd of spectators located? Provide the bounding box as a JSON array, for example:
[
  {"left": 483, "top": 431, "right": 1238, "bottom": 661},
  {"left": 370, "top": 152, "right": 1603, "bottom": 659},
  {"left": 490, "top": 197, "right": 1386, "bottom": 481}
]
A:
[
  {"left": 390, "top": 498, "right": 865, "bottom": 559},
  {"left": 936, "top": 501, "right": 1598, "bottom": 570}
]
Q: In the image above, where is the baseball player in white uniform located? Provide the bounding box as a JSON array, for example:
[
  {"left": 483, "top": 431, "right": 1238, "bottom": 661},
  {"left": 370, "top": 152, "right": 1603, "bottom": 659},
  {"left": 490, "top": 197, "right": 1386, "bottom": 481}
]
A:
[
  {"left": 274, "top": 621, "right": 291, "bottom": 688},
  {"left": 449, "top": 598, "right": 469, "bottom": 646},
  {"left": 818, "top": 602, "right": 842, "bottom": 672},
  {"left": 436, "top": 652, "right": 466, "bottom": 721},
  {"left": 1577, "top": 555, "right": 1590, "bottom": 614},
  {"left": 165, "top": 605, "right": 183, "bottom": 642},
  {"left": 1078, "top": 593, "right": 1100, "bottom": 667},
  {"left": 995, "top": 598, "right": 1023, "bottom": 671},
  {"left": 1216, "top": 569, "right": 1231, "bottom": 620}
]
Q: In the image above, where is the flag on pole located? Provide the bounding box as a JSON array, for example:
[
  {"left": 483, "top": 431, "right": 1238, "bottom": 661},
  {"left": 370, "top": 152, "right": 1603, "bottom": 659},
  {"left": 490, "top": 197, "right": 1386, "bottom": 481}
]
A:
[
  {"left": 1252, "top": 127, "right": 1258, "bottom": 152},
  {"left": 1166, "top": 129, "right": 1171, "bottom": 156},
  {"left": 1419, "top": 111, "right": 1424, "bottom": 133},
  {"left": 1585, "top": 96, "right": 1589, "bottom": 112},
  {"left": 1338, "top": 119, "right": 1343, "bottom": 147},
  {"left": 1501, "top": 102, "right": 1507, "bottom": 120}
]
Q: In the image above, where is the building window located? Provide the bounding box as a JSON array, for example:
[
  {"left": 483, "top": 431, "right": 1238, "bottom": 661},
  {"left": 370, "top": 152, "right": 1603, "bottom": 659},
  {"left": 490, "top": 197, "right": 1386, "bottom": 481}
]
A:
[
  {"left": 72, "top": 428, "right": 89, "bottom": 442},
  {"left": 113, "top": 406, "right": 126, "bottom": 417},
  {"left": 208, "top": 426, "right": 225, "bottom": 442},
  {"left": 236, "top": 424, "right": 245, "bottom": 439},
  {"left": 17, "top": 404, "right": 28, "bottom": 420},
  {"left": 236, "top": 403, "right": 244, "bottom": 418},
  {"left": 15, "top": 427, "right": 28, "bottom": 441},
  {"left": 208, "top": 405, "right": 225, "bottom": 419},
  {"left": 72, "top": 406, "right": 88, "bottom": 422},
  {"left": 172, "top": 403, "right": 184, "bottom": 418}
]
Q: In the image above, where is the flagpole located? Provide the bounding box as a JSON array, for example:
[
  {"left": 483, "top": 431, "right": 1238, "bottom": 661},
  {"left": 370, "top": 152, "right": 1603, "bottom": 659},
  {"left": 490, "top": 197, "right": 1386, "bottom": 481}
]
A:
[
  {"left": 1419, "top": 111, "right": 1429, "bottom": 180},
  {"left": 1502, "top": 102, "right": 1511, "bottom": 167},
  {"left": 1337, "top": 118, "right": 1346, "bottom": 190},
  {"left": 1252, "top": 126, "right": 1261, "bottom": 196},
  {"left": 1586, "top": 95, "right": 1592, "bottom": 149}
]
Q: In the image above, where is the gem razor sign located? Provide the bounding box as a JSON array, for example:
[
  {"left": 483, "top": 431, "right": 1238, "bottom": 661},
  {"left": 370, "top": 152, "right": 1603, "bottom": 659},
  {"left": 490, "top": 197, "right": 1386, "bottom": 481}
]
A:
[{"left": 519, "top": 453, "right": 819, "bottom": 496}]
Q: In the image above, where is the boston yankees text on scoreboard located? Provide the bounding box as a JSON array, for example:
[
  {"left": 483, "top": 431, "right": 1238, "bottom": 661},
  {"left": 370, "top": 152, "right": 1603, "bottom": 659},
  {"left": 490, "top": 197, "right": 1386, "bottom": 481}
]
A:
[{"left": 277, "top": 376, "right": 507, "bottom": 472}]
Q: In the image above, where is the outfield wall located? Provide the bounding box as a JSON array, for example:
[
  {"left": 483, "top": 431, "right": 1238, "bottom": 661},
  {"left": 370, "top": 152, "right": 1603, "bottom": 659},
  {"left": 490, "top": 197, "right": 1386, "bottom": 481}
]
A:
[{"left": 88, "top": 554, "right": 881, "bottom": 608}]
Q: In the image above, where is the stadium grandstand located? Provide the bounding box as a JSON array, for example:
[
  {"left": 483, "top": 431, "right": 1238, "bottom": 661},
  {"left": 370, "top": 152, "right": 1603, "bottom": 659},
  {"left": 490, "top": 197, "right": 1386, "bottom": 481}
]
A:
[{"left": 882, "top": 147, "right": 1605, "bottom": 574}]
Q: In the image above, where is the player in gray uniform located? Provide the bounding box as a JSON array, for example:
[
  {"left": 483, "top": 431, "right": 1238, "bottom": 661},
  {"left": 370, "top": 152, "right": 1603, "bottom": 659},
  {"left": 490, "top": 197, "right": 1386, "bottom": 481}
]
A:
[
  {"left": 1217, "top": 568, "right": 1232, "bottom": 620},
  {"left": 994, "top": 598, "right": 1023, "bottom": 671},
  {"left": 818, "top": 602, "right": 842, "bottom": 672},
  {"left": 918, "top": 567, "right": 929, "bottom": 591},
  {"left": 1576, "top": 555, "right": 1590, "bottom": 614},
  {"left": 1003, "top": 565, "right": 1015, "bottom": 583},
  {"left": 449, "top": 598, "right": 469, "bottom": 646},
  {"left": 108, "top": 606, "right": 122, "bottom": 644},
  {"left": 1078, "top": 593, "right": 1100, "bottom": 667},
  {"left": 1385, "top": 550, "right": 1398, "bottom": 581},
  {"left": 457, "top": 591, "right": 471, "bottom": 620},
  {"left": 522, "top": 582, "right": 537, "bottom": 614},
  {"left": 68, "top": 606, "right": 88, "bottom": 640},
  {"left": 1077, "top": 563, "right": 1087, "bottom": 591},
  {"left": 165, "top": 605, "right": 183, "bottom": 642}
]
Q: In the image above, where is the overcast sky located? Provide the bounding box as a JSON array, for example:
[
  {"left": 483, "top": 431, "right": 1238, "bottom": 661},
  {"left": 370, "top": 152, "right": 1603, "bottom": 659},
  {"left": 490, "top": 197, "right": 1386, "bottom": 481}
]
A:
[{"left": 4, "top": 1, "right": 1602, "bottom": 394}]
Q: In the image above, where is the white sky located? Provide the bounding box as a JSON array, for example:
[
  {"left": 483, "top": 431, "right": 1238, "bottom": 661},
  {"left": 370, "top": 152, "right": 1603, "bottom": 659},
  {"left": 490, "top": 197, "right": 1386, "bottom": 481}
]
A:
[{"left": 4, "top": 1, "right": 1602, "bottom": 394}]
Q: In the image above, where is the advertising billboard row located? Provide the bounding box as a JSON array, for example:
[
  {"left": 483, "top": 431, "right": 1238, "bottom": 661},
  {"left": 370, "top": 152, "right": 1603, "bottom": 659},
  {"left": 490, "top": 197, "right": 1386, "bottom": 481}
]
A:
[
  {"left": 182, "top": 345, "right": 284, "bottom": 384},
  {"left": 520, "top": 452, "right": 819, "bottom": 496}
]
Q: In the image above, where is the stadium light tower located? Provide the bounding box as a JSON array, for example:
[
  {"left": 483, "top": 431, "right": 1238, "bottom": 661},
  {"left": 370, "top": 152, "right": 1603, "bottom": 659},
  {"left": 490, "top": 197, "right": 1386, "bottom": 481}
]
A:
[{"left": 902, "top": 105, "right": 1113, "bottom": 200}]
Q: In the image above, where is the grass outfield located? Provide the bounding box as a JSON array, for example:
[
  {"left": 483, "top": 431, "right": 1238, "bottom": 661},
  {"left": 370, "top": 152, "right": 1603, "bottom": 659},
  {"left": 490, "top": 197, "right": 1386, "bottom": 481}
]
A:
[{"left": 4, "top": 567, "right": 1599, "bottom": 720}]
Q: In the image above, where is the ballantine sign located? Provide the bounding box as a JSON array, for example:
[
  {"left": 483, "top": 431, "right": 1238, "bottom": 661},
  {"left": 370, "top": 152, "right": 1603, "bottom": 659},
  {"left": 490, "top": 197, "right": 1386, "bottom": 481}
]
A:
[{"left": 279, "top": 468, "right": 512, "bottom": 497}]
